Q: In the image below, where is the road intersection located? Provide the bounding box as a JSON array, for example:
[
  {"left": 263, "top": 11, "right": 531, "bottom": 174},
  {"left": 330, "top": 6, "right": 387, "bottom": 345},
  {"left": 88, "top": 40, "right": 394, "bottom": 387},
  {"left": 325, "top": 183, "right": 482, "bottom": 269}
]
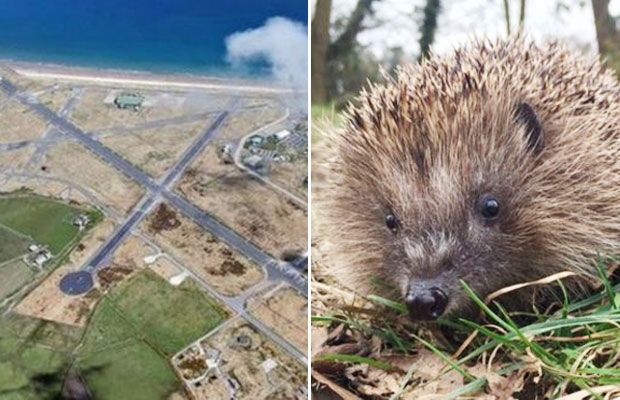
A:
[{"left": 0, "top": 76, "right": 308, "bottom": 363}]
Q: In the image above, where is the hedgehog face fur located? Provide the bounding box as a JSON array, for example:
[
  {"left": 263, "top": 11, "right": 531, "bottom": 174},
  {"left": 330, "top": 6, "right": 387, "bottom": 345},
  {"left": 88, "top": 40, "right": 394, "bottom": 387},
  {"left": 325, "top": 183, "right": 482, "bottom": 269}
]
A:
[{"left": 321, "top": 38, "right": 620, "bottom": 320}]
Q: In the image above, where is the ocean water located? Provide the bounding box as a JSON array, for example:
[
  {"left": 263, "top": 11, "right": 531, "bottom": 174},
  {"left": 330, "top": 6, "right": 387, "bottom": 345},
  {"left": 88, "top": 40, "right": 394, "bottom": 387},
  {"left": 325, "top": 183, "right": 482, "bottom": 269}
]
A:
[{"left": 0, "top": 0, "right": 307, "bottom": 77}]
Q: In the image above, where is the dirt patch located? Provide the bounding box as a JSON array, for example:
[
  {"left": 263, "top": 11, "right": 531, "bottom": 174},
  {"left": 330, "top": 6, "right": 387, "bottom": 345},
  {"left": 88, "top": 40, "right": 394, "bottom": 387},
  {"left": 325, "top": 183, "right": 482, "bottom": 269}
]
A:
[
  {"left": 97, "top": 265, "right": 134, "bottom": 292},
  {"left": 148, "top": 256, "right": 182, "bottom": 282},
  {"left": 247, "top": 284, "right": 308, "bottom": 355},
  {"left": 177, "top": 169, "right": 307, "bottom": 257},
  {"left": 149, "top": 203, "right": 181, "bottom": 233},
  {"left": 141, "top": 205, "right": 263, "bottom": 296}
]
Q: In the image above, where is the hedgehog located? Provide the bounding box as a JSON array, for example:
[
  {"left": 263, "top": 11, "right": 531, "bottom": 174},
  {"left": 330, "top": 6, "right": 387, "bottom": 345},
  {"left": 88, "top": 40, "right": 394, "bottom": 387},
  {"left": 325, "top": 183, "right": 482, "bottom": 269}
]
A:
[{"left": 318, "top": 37, "right": 620, "bottom": 321}]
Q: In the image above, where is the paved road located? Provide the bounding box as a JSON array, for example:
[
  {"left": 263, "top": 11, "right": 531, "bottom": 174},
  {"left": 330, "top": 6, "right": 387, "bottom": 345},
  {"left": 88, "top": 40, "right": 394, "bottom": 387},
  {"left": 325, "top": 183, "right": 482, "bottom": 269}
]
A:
[
  {"left": 82, "top": 110, "right": 230, "bottom": 271},
  {"left": 0, "top": 77, "right": 308, "bottom": 363},
  {"left": 160, "top": 110, "right": 229, "bottom": 188},
  {"left": 0, "top": 77, "right": 308, "bottom": 295},
  {"left": 84, "top": 196, "right": 157, "bottom": 272},
  {"left": 0, "top": 141, "right": 31, "bottom": 151},
  {"left": 99, "top": 111, "right": 215, "bottom": 136}
]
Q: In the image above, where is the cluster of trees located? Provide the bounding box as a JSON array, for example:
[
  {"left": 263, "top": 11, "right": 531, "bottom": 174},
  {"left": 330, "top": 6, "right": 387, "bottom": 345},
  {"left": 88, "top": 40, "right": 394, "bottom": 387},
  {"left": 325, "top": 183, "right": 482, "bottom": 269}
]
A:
[{"left": 312, "top": 0, "right": 620, "bottom": 106}]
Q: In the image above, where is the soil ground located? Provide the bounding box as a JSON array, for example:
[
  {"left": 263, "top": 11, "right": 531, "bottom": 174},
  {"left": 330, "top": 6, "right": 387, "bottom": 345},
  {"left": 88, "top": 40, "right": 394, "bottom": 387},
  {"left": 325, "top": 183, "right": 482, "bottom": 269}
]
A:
[
  {"left": 270, "top": 156, "right": 308, "bottom": 200},
  {"left": 141, "top": 203, "right": 264, "bottom": 296},
  {"left": 34, "top": 142, "right": 144, "bottom": 214},
  {"left": 0, "top": 99, "right": 48, "bottom": 143},
  {"left": 99, "top": 119, "right": 212, "bottom": 178},
  {"left": 181, "top": 317, "right": 307, "bottom": 400},
  {"left": 247, "top": 284, "right": 308, "bottom": 355},
  {"left": 35, "top": 86, "right": 74, "bottom": 112},
  {"left": 0, "top": 146, "right": 36, "bottom": 171},
  {"left": 177, "top": 169, "right": 307, "bottom": 258}
]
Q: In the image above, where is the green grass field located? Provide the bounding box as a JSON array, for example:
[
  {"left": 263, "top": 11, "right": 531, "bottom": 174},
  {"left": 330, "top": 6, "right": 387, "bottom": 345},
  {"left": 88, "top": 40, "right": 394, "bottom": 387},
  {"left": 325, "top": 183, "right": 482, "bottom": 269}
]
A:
[
  {"left": 0, "top": 314, "right": 83, "bottom": 399},
  {"left": 79, "top": 339, "right": 179, "bottom": 400},
  {"left": 0, "top": 225, "right": 31, "bottom": 264},
  {"left": 77, "top": 269, "right": 228, "bottom": 400},
  {"left": 0, "top": 195, "right": 81, "bottom": 254},
  {"left": 0, "top": 259, "right": 34, "bottom": 300},
  {"left": 108, "top": 270, "right": 228, "bottom": 355}
]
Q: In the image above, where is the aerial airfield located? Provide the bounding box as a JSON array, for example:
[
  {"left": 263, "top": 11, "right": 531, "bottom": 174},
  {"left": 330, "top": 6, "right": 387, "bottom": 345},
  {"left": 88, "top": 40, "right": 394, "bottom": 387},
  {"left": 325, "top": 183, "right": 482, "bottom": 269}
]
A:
[{"left": 0, "top": 63, "right": 308, "bottom": 400}]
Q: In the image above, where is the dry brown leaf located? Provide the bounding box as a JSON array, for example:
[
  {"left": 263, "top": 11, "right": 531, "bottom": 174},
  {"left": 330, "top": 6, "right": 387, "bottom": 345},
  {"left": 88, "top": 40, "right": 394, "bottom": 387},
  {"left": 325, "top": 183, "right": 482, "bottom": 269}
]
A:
[
  {"left": 313, "top": 370, "right": 363, "bottom": 400},
  {"left": 312, "top": 326, "right": 329, "bottom": 358},
  {"left": 556, "top": 385, "right": 620, "bottom": 400}
]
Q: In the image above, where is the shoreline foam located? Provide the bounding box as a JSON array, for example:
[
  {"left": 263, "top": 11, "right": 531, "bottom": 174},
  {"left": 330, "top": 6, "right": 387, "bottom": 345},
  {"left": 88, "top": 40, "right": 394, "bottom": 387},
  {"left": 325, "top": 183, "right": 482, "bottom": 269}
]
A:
[{"left": 4, "top": 60, "right": 297, "bottom": 94}]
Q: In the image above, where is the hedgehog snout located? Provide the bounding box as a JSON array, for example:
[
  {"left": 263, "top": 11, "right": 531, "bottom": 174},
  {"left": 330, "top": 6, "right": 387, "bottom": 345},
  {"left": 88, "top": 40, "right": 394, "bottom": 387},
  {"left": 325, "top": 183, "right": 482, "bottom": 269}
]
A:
[{"left": 404, "top": 280, "right": 449, "bottom": 320}]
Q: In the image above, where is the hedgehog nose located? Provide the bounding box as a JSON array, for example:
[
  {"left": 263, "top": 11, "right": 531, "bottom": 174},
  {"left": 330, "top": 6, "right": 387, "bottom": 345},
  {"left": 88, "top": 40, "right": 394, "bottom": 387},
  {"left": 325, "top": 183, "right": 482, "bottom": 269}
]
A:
[{"left": 405, "top": 287, "right": 448, "bottom": 320}]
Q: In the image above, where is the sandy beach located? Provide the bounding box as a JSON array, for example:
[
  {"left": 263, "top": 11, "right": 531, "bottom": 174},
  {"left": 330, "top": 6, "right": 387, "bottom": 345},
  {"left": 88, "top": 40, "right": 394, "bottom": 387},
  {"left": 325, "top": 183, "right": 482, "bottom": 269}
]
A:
[{"left": 6, "top": 61, "right": 297, "bottom": 94}]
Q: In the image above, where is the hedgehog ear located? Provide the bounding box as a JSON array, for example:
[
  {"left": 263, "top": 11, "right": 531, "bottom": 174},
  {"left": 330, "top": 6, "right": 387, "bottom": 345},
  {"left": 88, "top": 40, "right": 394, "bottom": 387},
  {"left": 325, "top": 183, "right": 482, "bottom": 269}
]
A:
[{"left": 515, "top": 102, "right": 543, "bottom": 153}]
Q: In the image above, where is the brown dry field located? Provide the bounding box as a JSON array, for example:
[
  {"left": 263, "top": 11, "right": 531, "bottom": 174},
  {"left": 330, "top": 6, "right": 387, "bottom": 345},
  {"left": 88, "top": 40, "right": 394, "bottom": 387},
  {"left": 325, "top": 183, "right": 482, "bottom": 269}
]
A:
[
  {"left": 247, "top": 284, "right": 308, "bottom": 355},
  {"left": 192, "top": 318, "right": 307, "bottom": 400},
  {"left": 35, "top": 142, "right": 144, "bottom": 214},
  {"left": 100, "top": 119, "right": 211, "bottom": 178},
  {"left": 111, "top": 235, "right": 156, "bottom": 270},
  {"left": 215, "top": 104, "right": 284, "bottom": 141},
  {"left": 0, "top": 99, "right": 48, "bottom": 143},
  {"left": 270, "top": 158, "right": 308, "bottom": 200},
  {"left": 178, "top": 168, "right": 307, "bottom": 258},
  {"left": 180, "top": 142, "right": 233, "bottom": 186},
  {"left": 0, "top": 146, "right": 36, "bottom": 172},
  {"left": 140, "top": 206, "right": 264, "bottom": 296},
  {"left": 0, "top": 176, "right": 92, "bottom": 206},
  {"left": 14, "top": 218, "right": 117, "bottom": 326},
  {"left": 36, "top": 86, "right": 74, "bottom": 112},
  {"left": 148, "top": 255, "right": 183, "bottom": 282},
  {"left": 69, "top": 87, "right": 195, "bottom": 132}
]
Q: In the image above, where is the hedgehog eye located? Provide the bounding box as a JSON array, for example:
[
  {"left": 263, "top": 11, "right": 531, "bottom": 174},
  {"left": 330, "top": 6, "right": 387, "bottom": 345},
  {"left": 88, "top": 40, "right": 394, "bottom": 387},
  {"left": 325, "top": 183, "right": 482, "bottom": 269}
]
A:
[
  {"left": 480, "top": 196, "right": 500, "bottom": 219},
  {"left": 385, "top": 213, "right": 399, "bottom": 233}
]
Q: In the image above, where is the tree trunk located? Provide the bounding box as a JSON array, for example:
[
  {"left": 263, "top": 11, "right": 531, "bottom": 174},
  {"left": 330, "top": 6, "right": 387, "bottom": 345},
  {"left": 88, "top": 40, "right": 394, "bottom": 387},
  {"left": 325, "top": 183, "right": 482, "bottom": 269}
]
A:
[
  {"left": 503, "top": 0, "right": 511, "bottom": 35},
  {"left": 518, "top": 0, "right": 526, "bottom": 31},
  {"left": 592, "top": 0, "right": 620, "bottom": 74},
  {"left": 418, "top": 0, "right": 441, "bottom": 60},
  {"left": 311, "top": 0, "right": 332, "bottom": 103},
  {"left": 328, "top": 0, "right": 375, "bottom": 58}
]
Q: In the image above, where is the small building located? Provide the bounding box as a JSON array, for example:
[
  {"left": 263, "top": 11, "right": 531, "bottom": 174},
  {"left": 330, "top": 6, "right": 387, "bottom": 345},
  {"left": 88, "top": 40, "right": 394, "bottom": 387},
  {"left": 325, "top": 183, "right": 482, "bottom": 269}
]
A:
[
  {"left": 28, "top": 244, "right": 41, "bottom": 253},
  {"left": 114, "top": 92, "right": 144, "bottom": 110},
  {"left": 273, "top": 129, "right": 291, "bottom": 141},
  {"left": 243, "top": 155, "right": 265, "bottom": 170},
  {"left": 73, "top": 214, "right": 90, "bottom": 231},
  {"left": 246, "top": 134, "right": 264, "bottom": 148},
  {"left": 217, "top": 143, "right": 234, "bottom": 164},
  {"left": 31, "top": 249, "right": 51, "bottom": 268},
  {"left": 261, "top": 358, "right": 278, "bottom": 373}
]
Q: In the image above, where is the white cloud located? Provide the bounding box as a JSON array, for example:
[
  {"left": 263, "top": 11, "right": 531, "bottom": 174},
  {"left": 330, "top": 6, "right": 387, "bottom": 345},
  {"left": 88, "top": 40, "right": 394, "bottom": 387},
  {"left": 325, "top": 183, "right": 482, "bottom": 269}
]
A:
[{"left": 225, "top": 17, "right": 308, "bottom": 89}]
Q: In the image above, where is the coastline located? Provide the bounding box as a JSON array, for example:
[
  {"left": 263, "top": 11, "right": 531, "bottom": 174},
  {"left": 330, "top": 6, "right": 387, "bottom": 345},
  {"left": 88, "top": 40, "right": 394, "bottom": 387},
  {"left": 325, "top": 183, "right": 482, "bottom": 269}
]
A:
[{"left": 3, "top": 60, "right": 297, "bottom": 94}]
